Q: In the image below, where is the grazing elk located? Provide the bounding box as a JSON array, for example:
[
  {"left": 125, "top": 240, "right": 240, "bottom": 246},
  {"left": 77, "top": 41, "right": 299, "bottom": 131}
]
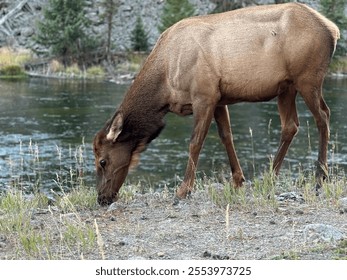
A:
[{"left": 93, "top": 3, "right": 339, "bottom": 205}]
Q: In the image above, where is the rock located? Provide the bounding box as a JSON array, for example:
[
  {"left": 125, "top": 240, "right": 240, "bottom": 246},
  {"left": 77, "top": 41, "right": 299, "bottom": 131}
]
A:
[
  {"left": 209, "top": 182, "right": 224, "bottom": 190},
  {"left": 202, "top": 251, "right": 229, "bottom": 260},
  {"left": 128, "top": 256, "right": 147, "bottom": 260},
  {"left": 107, "top": 202, "right": 126, "bottom": 212},
  {"left": 303, "top": 224, "right": 345, "bottom": 244},
  {"left": 276, "top": 191, "right": 305, "bottom": 203},
  {"left": 22, "top": 27, "right": 34, "bottom": 37},
  {"left": 338, "top": 197, "right": 347, "bottom": 213}
]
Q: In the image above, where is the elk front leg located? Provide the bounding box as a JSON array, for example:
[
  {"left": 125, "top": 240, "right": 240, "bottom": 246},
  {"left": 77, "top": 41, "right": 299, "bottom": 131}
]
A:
[
  {"left": 176, "top": 104, "right": 215, "bottom": 199},
  {"left": 214, "top": 105, "right": 245, "bottom": 187}
]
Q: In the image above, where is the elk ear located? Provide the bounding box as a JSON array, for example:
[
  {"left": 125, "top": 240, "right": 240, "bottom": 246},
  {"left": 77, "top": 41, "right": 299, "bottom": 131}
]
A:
[{"left": 106, "top": 113, "right": 123, "bottom": 142}]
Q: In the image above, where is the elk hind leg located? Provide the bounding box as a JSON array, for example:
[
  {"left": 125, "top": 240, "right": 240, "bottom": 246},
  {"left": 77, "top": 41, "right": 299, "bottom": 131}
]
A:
[
  {"left": 273, "top": 86, "right": 299, "bottom": 174},
  {"left": 300, "top": 84, "right": 330, "bottom": 190}
]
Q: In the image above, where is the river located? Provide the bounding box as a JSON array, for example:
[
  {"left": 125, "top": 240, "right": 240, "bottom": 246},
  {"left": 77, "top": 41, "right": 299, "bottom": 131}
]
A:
[{"left": 0, "top": 77, "right": 346, "bottom": 195}]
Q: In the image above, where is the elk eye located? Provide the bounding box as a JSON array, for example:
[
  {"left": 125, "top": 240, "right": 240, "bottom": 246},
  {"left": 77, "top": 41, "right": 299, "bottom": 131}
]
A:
[{"left": 99, "top": 159, "right": 107, "bottom": 168}]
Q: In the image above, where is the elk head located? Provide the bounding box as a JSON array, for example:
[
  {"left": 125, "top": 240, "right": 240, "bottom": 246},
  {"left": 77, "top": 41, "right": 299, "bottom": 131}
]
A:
[
  {"left": 93, "top": 113, "right": 146, "bottom": 205},
  {"left": 93, "top": 111, "right": 165, "bottom": 205}
]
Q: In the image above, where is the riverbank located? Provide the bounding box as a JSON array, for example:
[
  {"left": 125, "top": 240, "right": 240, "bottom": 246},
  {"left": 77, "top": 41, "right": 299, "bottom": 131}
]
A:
[
  {"left": 1, "top": 172, "right": 346, "bottom": 260},
  {"left": 1, "top": 47, "right": 347, "bottom": 84},
  {"left": 0, "top": 47, "right": 147, "bottom": 84}
]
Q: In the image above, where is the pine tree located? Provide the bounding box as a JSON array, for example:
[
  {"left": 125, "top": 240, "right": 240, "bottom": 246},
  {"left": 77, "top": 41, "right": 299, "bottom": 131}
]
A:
[
  {"left": 34, "top": 0, "right": 98, "bottom": 65},
  {"left": 99, "top": 0, "right": 119, "bottom": 62},
  {"left": 158, "top": 0, "right": 196, "bottom": 33},
  {"left": 211, "top": 0, "right": 243, "bottom": 13},
  {"left": 130, "top": 16, "right": 149, "bottom": 52}
]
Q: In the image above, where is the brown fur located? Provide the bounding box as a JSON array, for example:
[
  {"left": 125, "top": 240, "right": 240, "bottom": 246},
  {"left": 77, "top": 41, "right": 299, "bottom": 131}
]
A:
[{"left": 93, "top": 3, "right": 339, "bottom": 205}]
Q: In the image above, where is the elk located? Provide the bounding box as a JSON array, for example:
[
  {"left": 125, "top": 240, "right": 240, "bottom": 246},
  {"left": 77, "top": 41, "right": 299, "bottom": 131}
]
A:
[{"left": 93, "top": 3, "right": 339, "bottom": 205}]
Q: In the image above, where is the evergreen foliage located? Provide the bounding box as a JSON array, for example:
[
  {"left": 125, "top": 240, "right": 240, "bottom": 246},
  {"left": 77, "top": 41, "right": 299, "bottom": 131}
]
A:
[
  {"left": 130, "top": 16, "right": 149, "bottom": 52},
  {"left": 99, "top": 0, "right": 119, "bottom": 61},
  {"left": 320, "top": 0, "right": 347, "bottom": 57},
  {"left": 211, "top": 0, "right": 243, "bottom": 13},
  {"left": 34, "top": 0, "right": 98, "bottom": 65},
  {"left": 158, "top": 0, "right": 196, "bottom": 33}
]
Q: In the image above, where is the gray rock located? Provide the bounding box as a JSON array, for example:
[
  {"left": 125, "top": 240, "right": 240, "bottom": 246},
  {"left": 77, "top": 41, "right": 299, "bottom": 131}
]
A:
[
  {"left": 276, "top": 191, "right": 305, "bottom": 203},
  {"left": 338, "top": 197, "right": 347, "bottom": 213},
  {"left": 107, "top": 202, "right": 119, "bottom": 212},
  {"left": 303, "top": 224, "right": 345, "bottom": 244},
  {"left": 22, "top": 27, "right": 34, "bottom": 37},
  {"left": 107, "top": 202, "right": 126, "bottom": 212}
]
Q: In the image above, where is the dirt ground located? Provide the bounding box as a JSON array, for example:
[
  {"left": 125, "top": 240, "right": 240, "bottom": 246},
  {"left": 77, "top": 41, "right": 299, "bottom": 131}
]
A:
[{"left": 1, "top": 187, "right": 346, "bottom": 260}]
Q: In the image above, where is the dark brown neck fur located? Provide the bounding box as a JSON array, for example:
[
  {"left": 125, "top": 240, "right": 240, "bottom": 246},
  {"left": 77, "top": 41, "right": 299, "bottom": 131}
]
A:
[{"left": 110, "top": 56, "right": 169, "bottom": 144}]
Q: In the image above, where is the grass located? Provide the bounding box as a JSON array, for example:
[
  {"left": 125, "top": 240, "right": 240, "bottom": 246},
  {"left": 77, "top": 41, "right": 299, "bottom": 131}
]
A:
[
  {"left": 0, "top": 47, "right": 31, "bottom": 78},
  {"left": 330, "top": 56, "right": 347, "bottom": 74},
  {"left": 46, "top": 60, "right": 106, "bottom": 80},
  {"left": 0, "top": 48, "right": 107, "bottom": 80},
  {"left": 0, "top": 186, "right": 98, "bottom": 259},
  {"left": 0, "top": 127, "right": 346, "bottom": 259},
  {"left": 0, "top": 47, "right": 31, "bottom": 66},
  {"left": 0, "top": 140, "right": 99, "bottom": 259},
  {"left": 3, "top": 162, "right": 345, "bottom": 259},
  {"left": 116, "top": 52, "right": 147, "bottom": 73}
]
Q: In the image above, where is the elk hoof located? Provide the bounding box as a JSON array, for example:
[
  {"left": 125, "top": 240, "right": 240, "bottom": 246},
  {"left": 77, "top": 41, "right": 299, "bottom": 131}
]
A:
[
  {"left": 233, "top": 173, "right": 246, "bottom": 188},
  {"left": 173, "top": 189, "right": 192, "bottom": 205},
  {"left": 315, "top": 182, "right": 322, "bottom": 196},
  {"left": 173, "top": 196, "right": 180, "bottom": 206}
]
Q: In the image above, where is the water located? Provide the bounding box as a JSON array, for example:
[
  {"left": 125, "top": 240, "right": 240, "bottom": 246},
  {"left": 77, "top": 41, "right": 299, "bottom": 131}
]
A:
[{"left": 0, "top": 77, "right": 346, "bottom": 194}]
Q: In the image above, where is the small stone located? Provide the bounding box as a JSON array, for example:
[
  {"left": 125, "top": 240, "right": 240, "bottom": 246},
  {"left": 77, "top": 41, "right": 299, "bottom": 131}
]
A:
[
  {"left": 276, "top": 192, "right": 305, "bottom": 203},
  {"left": 157, "top": 252, "right": 165, "bottom": 257},
  {"left": 107, "top": 202, "right": 118, "bottom": 212},
  {"left": 338, "top": 197, "right": 347, "bottom": 213},
  {"left": 0, "top": 235, "right": 7, "bottom": 242},
  {"left": 210, "top": 183, "right": 225, "bottom": 190},
  {"left": 269, "top": 220, "right": 276, "bottom": 225},
  {"left": 107, "top": 202, "right": 126, "bottom": 212},
  {"left": 338, "top": 197, "right": 347, "bottom": 208}
]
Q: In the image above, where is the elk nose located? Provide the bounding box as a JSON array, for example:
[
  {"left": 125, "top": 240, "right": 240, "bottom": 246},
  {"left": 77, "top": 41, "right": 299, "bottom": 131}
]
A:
[{"left": 97, "top": 195, "right": 113, "bottom": 206}]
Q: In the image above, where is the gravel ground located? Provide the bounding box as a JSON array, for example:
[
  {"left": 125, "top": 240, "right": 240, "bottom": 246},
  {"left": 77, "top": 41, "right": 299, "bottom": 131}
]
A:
[{"left": 1, "top": 187, "right": 346, "bottom": 260}]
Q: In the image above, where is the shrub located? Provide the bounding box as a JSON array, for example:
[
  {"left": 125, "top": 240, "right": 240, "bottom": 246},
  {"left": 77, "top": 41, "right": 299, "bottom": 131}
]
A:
[
  {"left": 86, "top": 66, "right": 106, "bottom": 79},
  {"left": 0, "top": 65, "right": 25, "bottom": 76},
  {"left": 0, "top": 47, "right": 31, "bottom": 66},
  {"left": 49, "top": 59, "right": 65, "bottom": 73},
  {"left": 65, "top": 63, "right": 81, "bottom": 76}
]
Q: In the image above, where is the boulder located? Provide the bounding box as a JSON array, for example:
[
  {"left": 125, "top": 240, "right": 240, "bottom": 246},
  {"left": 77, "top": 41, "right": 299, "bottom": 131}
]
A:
[{"left": 303, "top": 224, "right": 345, "bottom": 244}]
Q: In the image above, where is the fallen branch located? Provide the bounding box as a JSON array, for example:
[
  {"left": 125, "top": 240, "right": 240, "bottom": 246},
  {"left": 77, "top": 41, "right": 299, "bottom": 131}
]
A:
[{"left": 0, "top": 0, "right": 28, "bottom": 34}]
